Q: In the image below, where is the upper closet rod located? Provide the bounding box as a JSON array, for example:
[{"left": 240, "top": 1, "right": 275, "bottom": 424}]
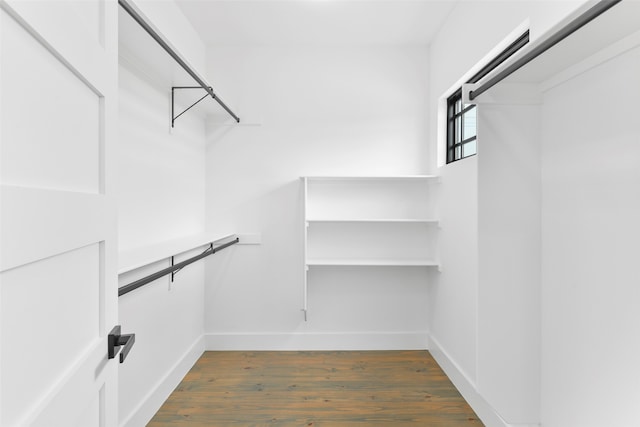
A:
[
  {"left": 469, "top": 0, "right": 621, "bottom": 101},
  {"left": 118, "top": 0, "right": 240, "bottom": 123}
]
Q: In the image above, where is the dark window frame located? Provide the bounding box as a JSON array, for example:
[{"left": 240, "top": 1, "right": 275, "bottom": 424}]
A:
[
  {"left": 446, "top": 30, "right": 530, "bottom": 164},
  {"left": 446, "top": 89, "right": 477, "bottom": 164}
]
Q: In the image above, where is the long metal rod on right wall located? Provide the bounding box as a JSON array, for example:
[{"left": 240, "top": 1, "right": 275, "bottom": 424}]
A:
[{"left": 469, "top": 0, "right": 622, "bottom": 101}]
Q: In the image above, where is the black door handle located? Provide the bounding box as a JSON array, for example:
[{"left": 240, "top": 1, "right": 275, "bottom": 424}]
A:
[{"left": 108, "top": 325, "right": 136, "bottom": 363}]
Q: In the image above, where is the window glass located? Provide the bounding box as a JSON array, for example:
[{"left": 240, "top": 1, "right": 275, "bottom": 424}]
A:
[
  {"left": 462, "top": 140, "right": 477, "bottom": 157},
  {"left": 462, "top": 106, "right": 476, "bottom": 140}
]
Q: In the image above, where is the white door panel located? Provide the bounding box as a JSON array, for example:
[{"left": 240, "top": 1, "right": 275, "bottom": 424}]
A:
[
  {"left": 1, "top": 7, "right": 102, "bottom": 193},
  {"left": 2, "top": 0, "right": 112, "bottom": 92},
  {"left": 0, "top": 187, "right": 111, "bottom": 271},
  {"left": 0, "top": 1, "right": 120, "bottom": 426},
  {"left": 28, "top": 344, "right": 110, "bottom": 427}
]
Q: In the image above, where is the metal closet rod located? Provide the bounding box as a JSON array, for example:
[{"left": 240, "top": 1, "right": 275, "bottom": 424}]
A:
[
  {"left": 118, "top": 0, "right": 240, "bottom": 123},
  {"left": 469, "top": 0, "right": 622, "bottom": 101},
  {"left": 118, "top": 238, "right": 239, "bottom": 297}
]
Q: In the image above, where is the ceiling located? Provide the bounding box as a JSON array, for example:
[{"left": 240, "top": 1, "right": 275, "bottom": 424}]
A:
[{"left": 175, "top": 0, "right": 458, "bottom": 47}]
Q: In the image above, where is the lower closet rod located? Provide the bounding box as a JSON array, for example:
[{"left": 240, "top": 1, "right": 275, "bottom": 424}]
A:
[{"left": 118, "top": 238, "right": 239, "bottom": 297}]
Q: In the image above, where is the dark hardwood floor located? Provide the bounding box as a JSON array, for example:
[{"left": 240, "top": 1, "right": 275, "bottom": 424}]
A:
[{"left": 149, "top": 350, "right": 483, "bottom": 426}]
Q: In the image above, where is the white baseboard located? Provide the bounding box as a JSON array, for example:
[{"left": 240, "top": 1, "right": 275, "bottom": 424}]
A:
[
  {"left": 204, "top": 331, "right": 429, "bottom": 351},
  {"left": 120, "top": 335, "right": 205, "bottom": 427},
  {"left": 428, "top": 334, "right": 528, "bottom": 427}
]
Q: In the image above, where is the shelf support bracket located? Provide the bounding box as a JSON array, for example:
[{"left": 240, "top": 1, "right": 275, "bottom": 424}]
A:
[
  {"left": 170, "top": 243, "right": 213, "bottom": 282},
  {"left": 171, "top": 86, "right": 212, "bottom": 128}
]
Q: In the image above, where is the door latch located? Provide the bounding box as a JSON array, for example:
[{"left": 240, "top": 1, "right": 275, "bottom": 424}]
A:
[{"left": 108, "top": 325, "right": 135, "bottom": 363}]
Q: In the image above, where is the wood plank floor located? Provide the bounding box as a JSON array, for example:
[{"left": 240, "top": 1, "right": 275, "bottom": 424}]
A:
[{"left": 149, "top": 351, "right": 484, "bottom": 426}]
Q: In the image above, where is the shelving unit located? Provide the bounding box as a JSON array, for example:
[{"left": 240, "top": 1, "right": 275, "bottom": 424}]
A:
[{"left": 301, "top": 175, "right": 440, "bottom": 319}]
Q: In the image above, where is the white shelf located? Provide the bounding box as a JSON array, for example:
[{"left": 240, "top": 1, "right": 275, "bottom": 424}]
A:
[
  {"left": 118, "top": 232, "right": 236, "bottom": 275},
  {"left": 304, "top": 175, "right": 438, "bottom": 181},
  {"left": 307, "top": 218, "right": 438, "bottom": 224},
  {"left": 306, "top": 258, "right": 439, "bottom": 267},
  {"left": 304, "top": 176, "right": 437, "bottom": 221}
]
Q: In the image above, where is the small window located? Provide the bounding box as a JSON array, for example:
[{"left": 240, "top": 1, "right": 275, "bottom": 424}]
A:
[
  {"left": 446, "top": 30, "right": 530, "bottom": 164},
  {"left": 447, "top": 90, "right": 477, "bottom": 163}
]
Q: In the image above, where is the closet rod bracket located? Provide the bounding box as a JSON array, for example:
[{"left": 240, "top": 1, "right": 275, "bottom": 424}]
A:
[
  {"left": 171, "top": 86, "right": 215, "bottom": 128},
  {"left": 171, "top": 243, "right": 214, "bottom": 282}
]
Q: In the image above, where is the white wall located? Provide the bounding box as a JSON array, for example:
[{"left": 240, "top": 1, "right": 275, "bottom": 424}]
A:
[
  {"left": 432, "top": 98, "right": 543, "bottom": 427},
  {"left": 117, "top": 64, "right": 206, "bottom": 251},
  {"left": 428, "top": 158, "right": 478, "bottom": 379},
  {"left": 539, "top": 45, "right": 640, "bottom": 427},
  {"left": 477, "top": 103, "right": 541, "bottom": 423},
  {"left": 117, "top": 251, "right": 205, "bottom": 426},
  {"left": 428, "top": 1, "right": 586, "bottom": 425},
  {"left": 117, "top": 1, "right": 208, "bottom": 425},
  {"left": 204, "top": 46, "right": 432, "bottom": 349}
]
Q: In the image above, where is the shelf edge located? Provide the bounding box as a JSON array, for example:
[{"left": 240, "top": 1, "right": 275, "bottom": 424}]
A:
[
  {"left": 306, "top": 259, "right": 439, "bottom": 267},
  {"left": 118, "top": 232, "right": 236, "bottom": 275},
  {"left": 302, "top": 175, "right": 439, "bottom": 181}
]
